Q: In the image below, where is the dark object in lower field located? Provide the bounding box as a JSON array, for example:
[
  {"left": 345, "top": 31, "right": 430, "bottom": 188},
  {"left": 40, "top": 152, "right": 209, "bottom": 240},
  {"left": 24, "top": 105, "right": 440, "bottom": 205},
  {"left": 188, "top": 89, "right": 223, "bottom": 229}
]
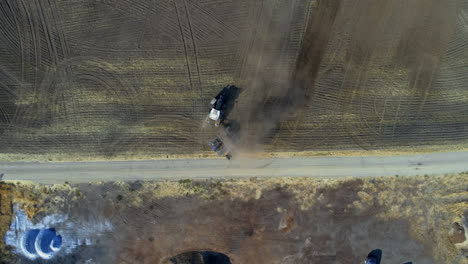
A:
[
  {"left": 169, "top": 251, "right": 231, "bottom": 264},
  {"left": 365, "top": 249, "right": 382, "bottom": 264},
  {"left": 365, "top": 249, "right": 412, "bottom": 264}
]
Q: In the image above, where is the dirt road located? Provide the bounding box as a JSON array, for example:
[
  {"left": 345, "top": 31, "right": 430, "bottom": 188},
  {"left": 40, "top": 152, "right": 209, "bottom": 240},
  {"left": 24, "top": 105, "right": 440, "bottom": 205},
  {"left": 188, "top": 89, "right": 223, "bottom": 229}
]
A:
[
  {"left": 2, "top": 151, "right": 468, "bottom": 184},
  {"left": 1, "top": 160, "right": 467, "bottom": 263}
]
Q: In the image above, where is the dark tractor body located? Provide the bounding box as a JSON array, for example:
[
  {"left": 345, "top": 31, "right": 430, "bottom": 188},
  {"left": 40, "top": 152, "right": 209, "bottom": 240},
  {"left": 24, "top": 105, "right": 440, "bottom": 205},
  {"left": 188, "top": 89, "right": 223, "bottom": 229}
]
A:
[
  {"left": 366, "top": 249, "right": 382, "bottom": 264},
  {"left": 208, "top": 85, "right": 242, "bottom": 127}
]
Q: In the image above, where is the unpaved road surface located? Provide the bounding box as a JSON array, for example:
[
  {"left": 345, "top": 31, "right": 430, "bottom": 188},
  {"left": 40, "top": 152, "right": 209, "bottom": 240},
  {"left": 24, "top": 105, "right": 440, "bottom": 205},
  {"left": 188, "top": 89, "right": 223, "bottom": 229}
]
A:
[{"left": 2, "top": 151, "right": 468, "bottom": 184}]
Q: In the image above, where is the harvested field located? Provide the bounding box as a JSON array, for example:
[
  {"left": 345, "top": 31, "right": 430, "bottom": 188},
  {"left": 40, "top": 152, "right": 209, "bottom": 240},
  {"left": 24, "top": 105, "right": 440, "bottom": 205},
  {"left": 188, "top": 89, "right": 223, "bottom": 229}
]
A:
[
  {"left": 0, "top": 173, "right": 467, "bottom": 263},
  {"left": 1, "top": 0, "right": 468, "bottom": 159}
]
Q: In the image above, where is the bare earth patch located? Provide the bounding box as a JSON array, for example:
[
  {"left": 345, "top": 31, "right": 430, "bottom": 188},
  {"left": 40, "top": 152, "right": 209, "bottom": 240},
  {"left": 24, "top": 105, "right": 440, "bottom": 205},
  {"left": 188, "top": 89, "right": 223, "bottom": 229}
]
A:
[{"left": 0, "top": 173, "right": 467, "bottom": 263}]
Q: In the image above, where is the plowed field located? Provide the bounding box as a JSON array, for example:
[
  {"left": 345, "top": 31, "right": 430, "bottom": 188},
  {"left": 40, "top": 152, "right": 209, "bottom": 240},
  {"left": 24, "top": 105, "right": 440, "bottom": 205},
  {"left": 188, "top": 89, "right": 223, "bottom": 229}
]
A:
[{"left": 1, "top": 0, "right": 468, "bottom": 159}]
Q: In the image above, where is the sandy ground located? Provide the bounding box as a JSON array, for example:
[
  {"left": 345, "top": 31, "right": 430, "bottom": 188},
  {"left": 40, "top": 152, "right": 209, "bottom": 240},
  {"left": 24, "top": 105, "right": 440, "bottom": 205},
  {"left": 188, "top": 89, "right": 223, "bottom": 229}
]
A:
[{"left": 1, "top": 151, "right": 468, "bottom": 184}]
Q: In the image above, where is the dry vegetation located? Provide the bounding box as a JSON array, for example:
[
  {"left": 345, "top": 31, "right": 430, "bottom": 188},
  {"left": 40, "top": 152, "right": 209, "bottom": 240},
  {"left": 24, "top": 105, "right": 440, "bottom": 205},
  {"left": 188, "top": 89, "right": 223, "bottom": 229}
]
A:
[
  {"left": 0, "top": 172, "right": 466, "bottom": 263},
  {"left": 1, "top": 0, "right": 468, "bottom": 161}
]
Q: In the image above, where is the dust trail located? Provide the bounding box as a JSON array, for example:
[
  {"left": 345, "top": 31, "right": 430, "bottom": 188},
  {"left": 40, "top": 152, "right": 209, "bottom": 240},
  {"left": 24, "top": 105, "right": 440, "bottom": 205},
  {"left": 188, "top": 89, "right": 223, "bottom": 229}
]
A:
[
  {"left": 234, "top": 0, "right": 460, "bottom": 154},
  {"left": 234, "top": 0, "right": 342, "bottom": 152}
]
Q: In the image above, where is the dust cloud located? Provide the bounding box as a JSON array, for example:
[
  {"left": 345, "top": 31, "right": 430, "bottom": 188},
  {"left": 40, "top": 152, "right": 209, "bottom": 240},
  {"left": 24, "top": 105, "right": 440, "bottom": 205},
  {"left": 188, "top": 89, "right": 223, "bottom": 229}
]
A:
[
  {"left": 232, "top": 0, "right": 460, "bottom": 154},
  {"left": 232, "top": 0, "right": 341, "bottom": 153}
]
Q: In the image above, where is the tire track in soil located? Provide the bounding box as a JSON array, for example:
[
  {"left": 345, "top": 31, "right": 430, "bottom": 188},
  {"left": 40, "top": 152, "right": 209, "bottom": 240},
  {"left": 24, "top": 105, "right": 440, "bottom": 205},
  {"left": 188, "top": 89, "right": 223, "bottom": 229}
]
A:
[
  {"left": 49, "top": 0, "right": 69, "bottom": 59},
  {"left": 189, "top": 0, "right": 240, "bottom": 41},
  {"left": 257, "top": 0, "right": 342, "bottom": 151},
  {"left": 458, "top": 9, "right": 468, "bottom": 32},
  {"left": 19, "top": 56, "right": 140, "bottom": 155},
  {"left": 11, "top": 0, "right": 42, "bottom": 142},
  {"left": 35, "top": 0, "right": 58, "bottom": 67},
  {"left": 4, "top": 0, "right": 24, "bottom": 83},
  {"left": 35, "top": 0, "right": 64, "bottom": 145},
  {"left": 22, "top": 0, "right": 40, "bottom": 95},
  {"left": 234, "top": 0, "right": 262, "bottom": 82},
  {"left": 275, "top": 0, "right": 466, "bottom": 151},
  {"left": 0, "top": 4, "right": 21, "bottom": 53},
  {"left": 173, "top": 0, "right": 207, "bottom": 131},
  {"left": 271, "top": 0, "right": 317, "bottom": 148},
  {"left": 296, "top": 18, "right": 349, "bottom": 150},
  {"left": 11, "top": 0, "right": 64, "bottom": 146},
  {"left": 2, "top": 0, "right": 468, "bottom": 157},
  {"left": 327, "top": 0, "right": 459, "bottom": 150},
  {"left": 389, "top": 1, "right": 458, "bottom": 142},
  {"left": 173, "top": 0, "right": 193, "bottom": 90},
  {"left": 352, "top": 1, "right": 393, "bottom": 147},
  {"left": 334, "top": 1, "right": 396, "bottom": 150},
  {"left": 0, "top": 0, "right": 24, "bottom": 137},
  {"left": 134, "top": 1, "right": 154, "bottom": 49},
  {"left": 183, "top": 0, "right": 202, "bottom": 95}
]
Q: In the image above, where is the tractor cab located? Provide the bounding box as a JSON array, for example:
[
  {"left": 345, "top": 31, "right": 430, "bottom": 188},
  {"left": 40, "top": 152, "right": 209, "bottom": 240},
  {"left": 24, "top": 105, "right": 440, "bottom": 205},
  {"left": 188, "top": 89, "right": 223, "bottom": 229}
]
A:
[{"left": 207, "top": 85, "right": 241, "bottom": 126}]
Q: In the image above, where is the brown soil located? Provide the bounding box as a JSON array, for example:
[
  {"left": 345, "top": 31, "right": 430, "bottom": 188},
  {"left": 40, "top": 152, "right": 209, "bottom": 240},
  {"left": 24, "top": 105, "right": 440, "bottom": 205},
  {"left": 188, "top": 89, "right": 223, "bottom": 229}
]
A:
[
  {"left": 0, "top": 0, "right": 468, "bottom": 161},
  {"left": 1, "top": 173, "right": 467, "bottom": 263}
]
